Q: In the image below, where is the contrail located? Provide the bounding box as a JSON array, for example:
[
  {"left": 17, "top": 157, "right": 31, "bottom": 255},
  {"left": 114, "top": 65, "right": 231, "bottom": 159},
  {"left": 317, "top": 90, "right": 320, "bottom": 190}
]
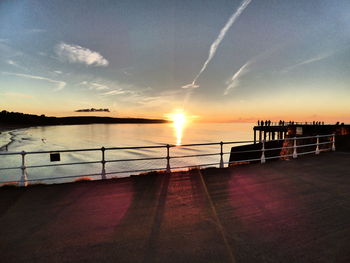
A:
[
  {"left": 182, "top": 0, "right": 252, "bottom": 89},
  {"left": 224, "top": 60, "right": 251, "bottom": 95}
]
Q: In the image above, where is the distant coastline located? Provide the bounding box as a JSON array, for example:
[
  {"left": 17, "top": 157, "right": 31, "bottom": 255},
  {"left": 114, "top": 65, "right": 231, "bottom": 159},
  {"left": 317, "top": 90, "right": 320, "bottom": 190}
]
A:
[{"left": 0, "top": 111, "right": 168, "bottom": 133}]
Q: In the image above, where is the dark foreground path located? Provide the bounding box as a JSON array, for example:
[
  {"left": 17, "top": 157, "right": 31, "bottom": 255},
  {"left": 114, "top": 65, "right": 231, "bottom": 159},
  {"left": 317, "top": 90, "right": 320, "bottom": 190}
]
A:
[{"left": 1, "top": 152, "right": 350, "bottom": 263}]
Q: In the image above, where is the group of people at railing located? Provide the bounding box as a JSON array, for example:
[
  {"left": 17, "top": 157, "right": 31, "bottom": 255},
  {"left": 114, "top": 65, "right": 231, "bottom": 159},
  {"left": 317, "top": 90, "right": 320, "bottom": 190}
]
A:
[{"left": 257, "top": 120, "right": 330, "bottom": 127}]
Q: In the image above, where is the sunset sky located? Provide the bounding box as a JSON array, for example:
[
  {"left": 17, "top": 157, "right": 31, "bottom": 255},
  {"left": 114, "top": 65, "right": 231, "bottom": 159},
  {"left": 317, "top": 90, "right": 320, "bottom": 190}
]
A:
[{"left": 1, "top": 0, "right": 350, "bottom": 122}]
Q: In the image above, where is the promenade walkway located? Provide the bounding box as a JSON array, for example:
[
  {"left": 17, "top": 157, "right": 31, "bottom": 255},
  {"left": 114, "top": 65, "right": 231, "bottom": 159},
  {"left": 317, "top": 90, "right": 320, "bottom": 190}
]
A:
[{"left": 0, "top": 152, "right": 349, "bottom": 262}]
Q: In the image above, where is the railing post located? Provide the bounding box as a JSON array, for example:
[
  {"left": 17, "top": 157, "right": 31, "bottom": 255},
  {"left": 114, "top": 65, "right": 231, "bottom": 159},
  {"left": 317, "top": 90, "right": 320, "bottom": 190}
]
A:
[
  {"left": 332, "top": 134, "right": 336, "bottom": 151},
  {"left": 315, "top": 135, "right": 320, "bottom": 155},
  {"left": 101, "top": 147, "right": 107, "bottom": 180},
  {"left": 219, "top": 141, "right": 224, "bottom": 168},
  {"left": 166, "top": 144, "right": 171, "bottom": 173},
  {"left": 293, "top": 137, "right": 298, "bottom": 159},
  {"left": 260, "top": 140, "right": 266, "bottom": 164},
  {"left": 19, "top": 151, "right": 28, "bottom": 187}
]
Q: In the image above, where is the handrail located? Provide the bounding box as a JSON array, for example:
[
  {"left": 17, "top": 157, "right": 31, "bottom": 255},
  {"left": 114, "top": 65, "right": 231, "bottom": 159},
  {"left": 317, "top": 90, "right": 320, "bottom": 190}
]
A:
[{"left": 0, "top": 134, "right": 336, "bottom": 186}]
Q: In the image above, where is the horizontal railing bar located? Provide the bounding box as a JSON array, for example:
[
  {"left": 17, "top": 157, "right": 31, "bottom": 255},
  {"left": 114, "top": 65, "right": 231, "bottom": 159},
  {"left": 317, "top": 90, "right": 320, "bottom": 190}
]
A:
[
  {"left": 222, "top": 140, "right": 255, "bottom": 145},
  {"left": 106, "top": 156, "right": 166, "bottom": 163},
  {"left": 24, "top": 148, "right": 101, "bottom": 155},
  {"left": 178, "top": 142, "right": 221, "bottom": 147},
  {"left": 265, "top": 155, "right": 283, "bottom": 160},
  {"left": 297, "top": 150, "right": 317, "bottom": 155},
  {"left": 0, "top": 166, "right": 22, "bottom": 171},
  {"left": 285, "top": 134, "right": 334, "bottom": 140},
  {"left": 318, "top": 141, "right": 332, "bottom": 145},
  {"left": 296, "top": 143, "right": 317, "bottom": 148},
  {"left": 26, "top": 160, "right": 101, "bottom": 169},
  {"left": 0, "top": 152, "right": 23, "bottom": 156},
  {"left": 106, "top": 145, "right": 167, "bottom": 150}
]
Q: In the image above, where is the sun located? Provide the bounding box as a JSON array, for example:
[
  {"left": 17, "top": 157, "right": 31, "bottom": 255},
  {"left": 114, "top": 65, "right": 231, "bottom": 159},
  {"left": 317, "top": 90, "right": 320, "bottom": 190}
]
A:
[
  {"left": 166, "top": 110, "right": 188, "bottom": 145},
  {"left": 171, "top": 112, "right": 186, "bottom": 127}
]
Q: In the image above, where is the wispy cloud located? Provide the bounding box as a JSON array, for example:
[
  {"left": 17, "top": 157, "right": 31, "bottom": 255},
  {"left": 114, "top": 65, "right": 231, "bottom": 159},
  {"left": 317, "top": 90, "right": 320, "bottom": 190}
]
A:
[
  {"left": 282, "top": 51, "right": 335, "bottom": 73},
  {"left": 55, "top": 42, "right": 109, "bottom": 67},
  {"left": 80, "top": 81, "right": 110, "bottom": 91},
  {"left": 224, "top": 61, "right": 251, "bottom": 95},
  {"left": 6, "top": 59, "right": 28, "bottom": 72},
  {"left": 182, "top": 0, "right": 252, "bottom": 89},
  {"left": 181, "top": 83, "right": 199, "bottom": 89},
  {"left": 102, "top": 89, "right": 127, "bottom": 96},
  {"left": 1, "top": 71, "right": 66, "bottom": 91}
]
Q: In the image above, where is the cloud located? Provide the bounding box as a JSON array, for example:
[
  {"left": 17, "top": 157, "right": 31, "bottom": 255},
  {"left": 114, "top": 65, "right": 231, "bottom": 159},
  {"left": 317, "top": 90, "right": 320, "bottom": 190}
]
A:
[
  {"left": 188, "top": 0, "right": 252, "bottom": 87},
  {"left": 55, "top": 42, "right": 109, "bottom": 67},
  {"left": 1, "top": 71, "right": 66, "bottom": 91},
  {"left": 102, "top": 89, "right": 127, "bottom": 96},
  {"left": 80, "top": 81, "right": 110, "bottom": 91},
  {"left": 75, "top": 108, "right": 110, "bottom": 112},
  {"left": 3, "top": 92, "right": 33, "bottom": 99},
  {"left": 224, "top": 61, "right": 251, "bottom": 95},
  {"left": 181, "top": 83, "right": 200, "bottom": 89},
  {"left": 282, "top": 51, "right": 335, "bottom": 73},
  {"left": 6, "top": 59, "right": 28, "bottom": 71}
]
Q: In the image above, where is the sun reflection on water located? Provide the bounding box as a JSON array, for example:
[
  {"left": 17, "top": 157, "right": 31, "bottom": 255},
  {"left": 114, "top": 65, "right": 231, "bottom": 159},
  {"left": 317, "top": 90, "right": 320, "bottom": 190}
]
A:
[{"left": 168, "top": 111, "right": 187, "bottom": 145}]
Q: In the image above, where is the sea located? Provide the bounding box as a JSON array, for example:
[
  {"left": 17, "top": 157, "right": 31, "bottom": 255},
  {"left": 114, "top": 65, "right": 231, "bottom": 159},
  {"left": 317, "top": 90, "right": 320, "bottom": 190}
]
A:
[{"left": 0, "top": 122, "right": 254, "bottom": 184}]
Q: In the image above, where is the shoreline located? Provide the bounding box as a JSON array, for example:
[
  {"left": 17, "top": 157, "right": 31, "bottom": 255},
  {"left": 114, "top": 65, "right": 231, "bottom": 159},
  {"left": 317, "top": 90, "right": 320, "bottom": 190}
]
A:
[
  {"left": 0, "top": 124, "right": 32, "bottom": 133},
  {"left": 0, "top": 124, "right": 33, "bottom": 151}
]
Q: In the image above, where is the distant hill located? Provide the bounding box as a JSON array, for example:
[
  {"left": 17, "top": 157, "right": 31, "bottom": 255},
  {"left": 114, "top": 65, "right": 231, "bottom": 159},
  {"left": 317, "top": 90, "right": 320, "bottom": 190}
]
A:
[{"left": 0, "top": 110, "right": 168, "bottom": 126}]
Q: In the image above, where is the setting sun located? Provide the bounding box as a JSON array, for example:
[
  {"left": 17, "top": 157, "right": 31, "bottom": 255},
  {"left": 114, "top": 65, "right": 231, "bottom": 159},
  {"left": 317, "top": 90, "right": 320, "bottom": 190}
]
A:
[
  {"left": 166, "top": 110, "right": 188, "bottom": 145},
  {"left": 171, "top": 112, "right": 186, "bottom": 127}
]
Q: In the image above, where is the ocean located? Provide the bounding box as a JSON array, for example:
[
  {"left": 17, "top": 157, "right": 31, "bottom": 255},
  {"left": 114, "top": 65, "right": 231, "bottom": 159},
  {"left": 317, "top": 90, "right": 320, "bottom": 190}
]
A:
[{"left": 0, "top": 122, "right": 254, "bottom": 184}]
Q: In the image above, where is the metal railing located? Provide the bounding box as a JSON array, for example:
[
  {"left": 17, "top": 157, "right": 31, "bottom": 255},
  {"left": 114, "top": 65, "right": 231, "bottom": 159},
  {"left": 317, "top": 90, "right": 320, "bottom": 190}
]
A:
[{"left": 0, "top": 134, "right": 335, "bottom": 186}]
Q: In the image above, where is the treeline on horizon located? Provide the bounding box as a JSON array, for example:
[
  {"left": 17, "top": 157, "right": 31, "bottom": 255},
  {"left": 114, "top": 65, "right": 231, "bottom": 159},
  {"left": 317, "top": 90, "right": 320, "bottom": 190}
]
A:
[{"left": 0, "top": 110, "right": 167, "bottom": 126}]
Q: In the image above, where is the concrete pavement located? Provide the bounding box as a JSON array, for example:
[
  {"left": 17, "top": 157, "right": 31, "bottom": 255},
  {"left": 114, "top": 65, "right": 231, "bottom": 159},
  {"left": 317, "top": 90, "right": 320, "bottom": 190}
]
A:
[{"left": 1, "top": 152, "right": 350, "bottom": 262}]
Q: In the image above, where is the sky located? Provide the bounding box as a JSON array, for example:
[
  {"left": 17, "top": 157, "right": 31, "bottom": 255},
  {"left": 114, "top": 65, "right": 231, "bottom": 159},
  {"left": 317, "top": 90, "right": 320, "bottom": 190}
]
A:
[{"left": 0, "top": 0, "right": 350, "bottom": 122}]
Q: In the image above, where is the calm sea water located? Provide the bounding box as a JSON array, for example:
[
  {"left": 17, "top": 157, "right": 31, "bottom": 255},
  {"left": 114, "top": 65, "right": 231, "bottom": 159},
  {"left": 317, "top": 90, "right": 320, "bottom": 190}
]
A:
[{"left": 0, "top": 123, "right": 254, "bottom": 184}]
